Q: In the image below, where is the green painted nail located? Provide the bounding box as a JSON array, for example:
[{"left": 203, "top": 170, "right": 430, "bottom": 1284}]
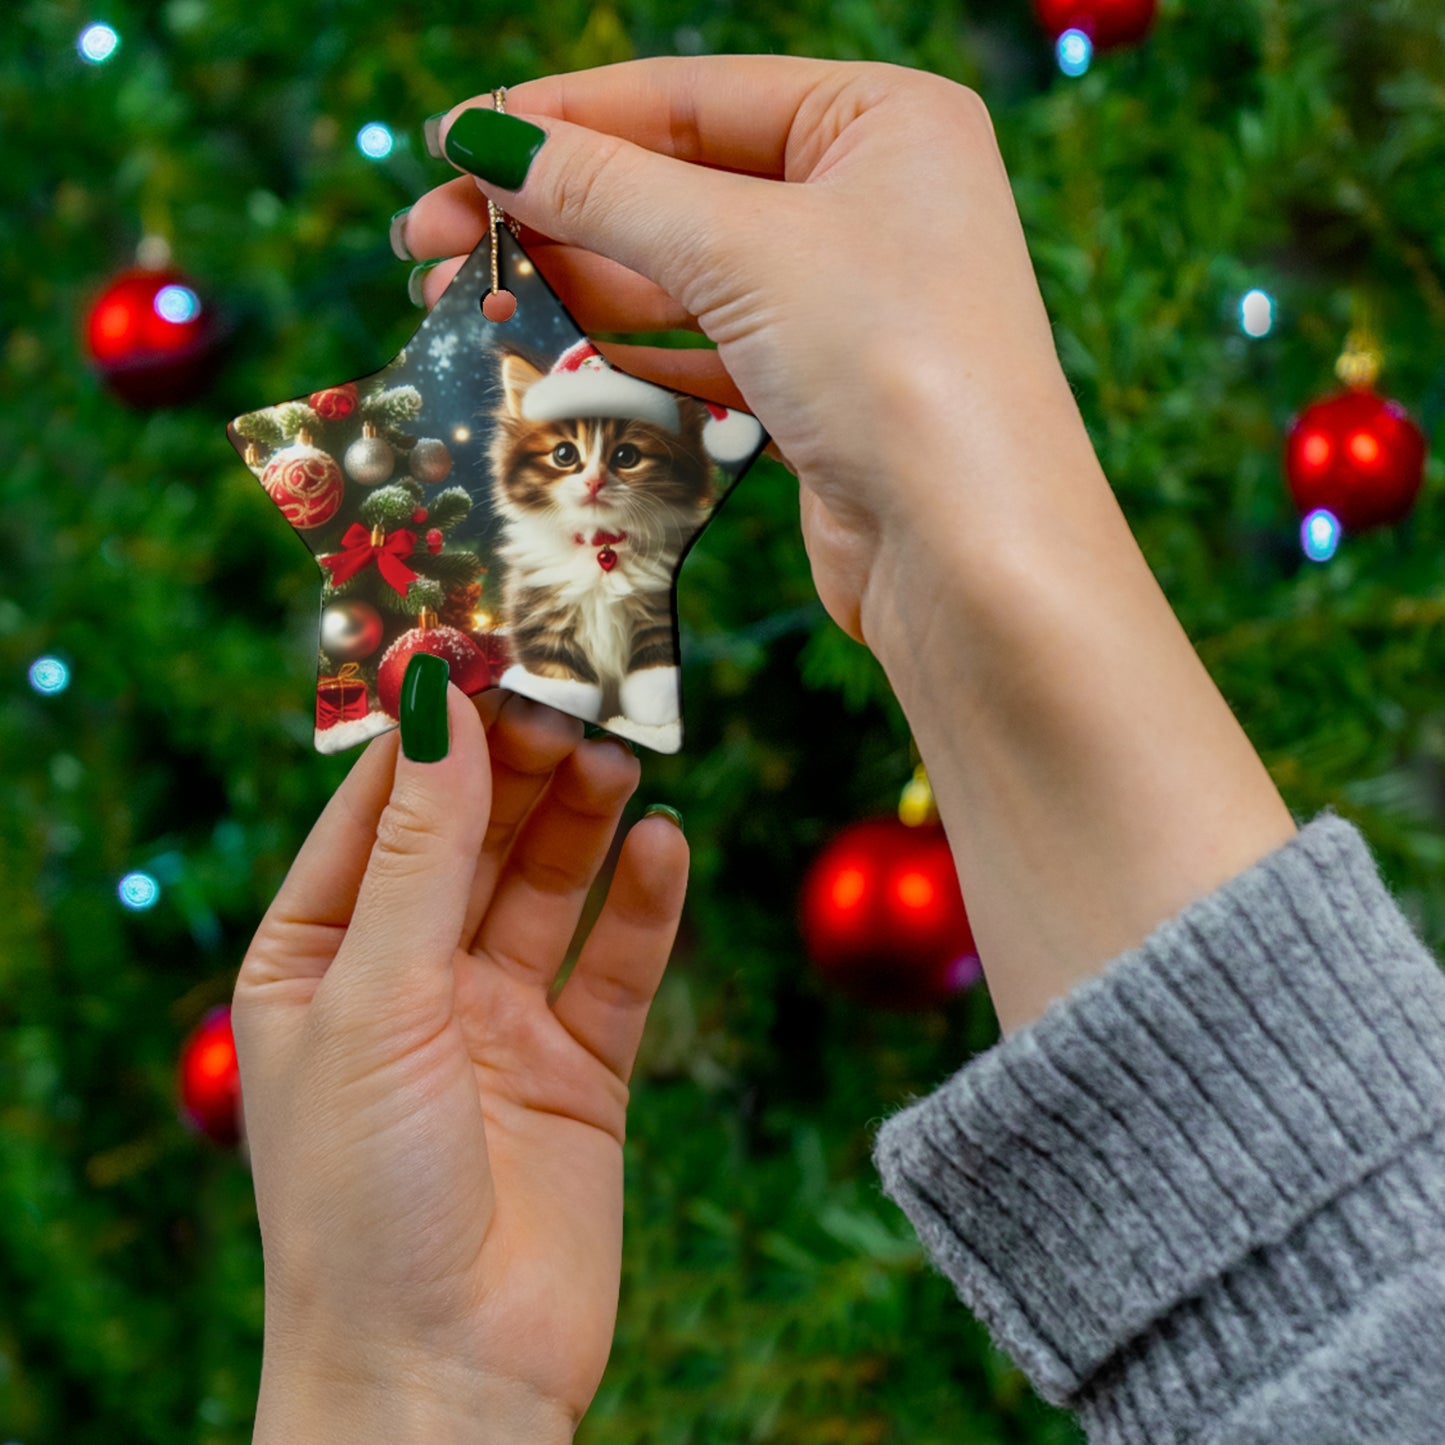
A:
[
  {"left": 423, "top": 112, "right": 447, "bottom": 160},
  {"left": 407, "top": 261, "right": 440, "bottom": 308},
  {"left": 644, "top": 804, "right": 684, "bottom": 833},
  {"left": 400, "top": 653, "right": 450, "bottom": 762},
  {"left": 389, "top": 206, "right": 413, "bottom": 262},
  {"left": 443, "top": 107, "right": 546, "bottom": 192}
]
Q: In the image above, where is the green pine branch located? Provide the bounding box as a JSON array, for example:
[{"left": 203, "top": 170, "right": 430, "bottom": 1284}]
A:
[
  {"left": 359, "top": 484, "right": 424, "bottom": 530},
  {"left": 421, "top": 549, "right": 482, "bottom": 587},
  {"left": 231, "top": 409, "right": 286, "bottom": 446},
  {"left": 406, "top": 579, "right": 445, "bottom": 614},
  {"left": 426, "top": 487, "right": 472, "bottom": 530},
  {"left": 364, "top": 385, "right": 424, "bottom": 428}
]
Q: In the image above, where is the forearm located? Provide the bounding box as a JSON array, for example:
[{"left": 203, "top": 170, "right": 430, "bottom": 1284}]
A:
[{"left": 860, "top": 382, "right": 1296, "bottom": 1034}]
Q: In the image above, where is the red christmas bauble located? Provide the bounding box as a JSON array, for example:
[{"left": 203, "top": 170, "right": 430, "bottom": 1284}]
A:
[
  {"left": 376, "top": 625, "right": 493, "bottom": 719},
  {"left": 1285, "top": 388, "right": 1427, "bottom": 533},
  {"left": 799, "top": 818, "right": 981, "bottom": 1010},
  {"left": 426, "top": 528, "right": 444, "bottom": 554},
  {"left": 178, "top": 1006, "right": 242, "bottom": 1148},
  {"left": 309, "top": 383, "right": 359, "bottom": 421},
  {"left": 1033, "top": 0, "right": 1157, "bottom": 48},
  {"left": 261, "top": 442, "right": 345, "bottom": 531},
  {"left": 412, "top": 507, "right": 430, "bottom": 524},
  {"left": 85, "top": 267, "right": 220, "bottom": 407}
]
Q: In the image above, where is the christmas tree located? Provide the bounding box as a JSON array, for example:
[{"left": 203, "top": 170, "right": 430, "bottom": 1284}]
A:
[{"left": 5, "top": 1, "right": 1445, "bottom": 1442}]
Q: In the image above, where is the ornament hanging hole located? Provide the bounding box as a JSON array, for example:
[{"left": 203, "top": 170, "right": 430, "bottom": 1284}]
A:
[{"left": 482, "top": 289, "right": 517, "bottom": 324}]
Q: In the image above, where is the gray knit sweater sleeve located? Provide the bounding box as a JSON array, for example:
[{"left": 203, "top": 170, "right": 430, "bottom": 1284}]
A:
[{"left": 871, "top": 812, "right": 1445, "bottom": 1442}]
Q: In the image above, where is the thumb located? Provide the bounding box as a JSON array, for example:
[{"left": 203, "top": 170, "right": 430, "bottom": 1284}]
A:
[
  {"left": 321, "top": 664, "right": 490, "bottom": 1032},
  {"left": 439, "top": 104, "right": 765, "bottom": 321}
]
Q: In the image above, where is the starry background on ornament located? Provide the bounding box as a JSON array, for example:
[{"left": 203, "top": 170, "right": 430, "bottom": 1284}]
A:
[{"left": 339, "top": 236, "right": 584, "bottom": 566}]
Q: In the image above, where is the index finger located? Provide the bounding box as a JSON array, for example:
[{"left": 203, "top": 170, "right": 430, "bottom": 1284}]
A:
[{"left": 466, "top": 55, "right": 852, "bottom": 179}]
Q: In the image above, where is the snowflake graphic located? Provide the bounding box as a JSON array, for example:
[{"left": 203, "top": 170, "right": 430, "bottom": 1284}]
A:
[{"left": 428, "top": 331, "right": 461, "bottom": 373}]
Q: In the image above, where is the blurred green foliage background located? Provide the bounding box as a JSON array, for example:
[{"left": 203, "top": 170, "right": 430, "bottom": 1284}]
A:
[{"left": 5, "top": 0, "right": 1445, "bottom": 1439}]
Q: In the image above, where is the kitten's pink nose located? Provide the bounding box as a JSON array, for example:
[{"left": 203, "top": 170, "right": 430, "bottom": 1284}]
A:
[{"left": 584, "top": 472, "right": 606, "bottom": 499}]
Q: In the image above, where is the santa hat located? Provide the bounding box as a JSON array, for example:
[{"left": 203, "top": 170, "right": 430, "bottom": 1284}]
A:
[{"left": 523, "top": 340, "right": 763, "bottom": 467}]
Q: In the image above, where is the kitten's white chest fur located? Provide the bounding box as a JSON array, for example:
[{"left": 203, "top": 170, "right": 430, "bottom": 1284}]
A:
[{"left": 499, "top": 508, "right": 694, "bottom": 680}]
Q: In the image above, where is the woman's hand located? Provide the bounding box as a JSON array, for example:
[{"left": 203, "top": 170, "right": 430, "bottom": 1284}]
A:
[
  {"left": 401, "top": 58, "right": 1295, "bottom": 1035},
  {"left": 233, "top": 690, "right": 687, "bottom": 1443},
  {"left": 400, "top": 56, "right": 1087, "bottom": 645}
]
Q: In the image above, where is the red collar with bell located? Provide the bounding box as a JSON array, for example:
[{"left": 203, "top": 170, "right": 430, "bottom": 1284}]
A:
[{"left": 574, "top": 529, "right": 627, "bottom": 572}]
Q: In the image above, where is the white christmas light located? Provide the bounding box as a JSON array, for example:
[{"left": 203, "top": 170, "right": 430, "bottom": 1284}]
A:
[
  {"left": 1240, "top": 289, "right": 1275, "bottom": 338},
  {"left": 1057, "top": 29, "right": 1093, "bottom": 77},
  {"left": 154, "top": 284, "right": 201, "bottom": 324},
  {"left": 28, "top": 657, "right": 70, "bottom": 695},
  {"left": 357, "top": 123, "right": 395, "bottom": 160},
  {"left": 118, "top": 871, "right": 161, "bottom": 910},
  {"left": 78, "top": 23, "right": 119, "bottom": 64},
  {"left": 453, "top": 425, "right": 471, "bottom": 442},
  {"left": 1301, "top": 508, "right": 1341, "bottom": 563}
]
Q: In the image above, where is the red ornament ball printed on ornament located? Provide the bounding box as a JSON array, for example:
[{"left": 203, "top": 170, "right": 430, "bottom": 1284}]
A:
[
  {"left": 412, "top": 507, "right": 429, "bottom": 524},
  {"left": 1285, "top": 388, "right": 1427, "bottom": 533},
  {"left": 178, "top": 1006, "right": 243, "bottom": 1148},
  {"left": 1033, "top": 0, "right": 1157, "bottom": 49},
  {"left": 261, "top": 444, "right": 345, "bottom": 531},
  {"left": 799, "top": 818, "right": 980, "bottom": 1011},
  {"left": 376, "top": 625, "right": 493, "bottom": 718},
  {"left": 426, "top": 528, "right": 444, "bottom": 555},
  {"left": 308, "top": 383, "right": 359, "bottom": 421}
]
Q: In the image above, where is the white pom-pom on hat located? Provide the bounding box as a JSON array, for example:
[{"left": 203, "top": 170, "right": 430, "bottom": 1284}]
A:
[{"left": 701, "top": 401, "right": 764, "bottom": 466}]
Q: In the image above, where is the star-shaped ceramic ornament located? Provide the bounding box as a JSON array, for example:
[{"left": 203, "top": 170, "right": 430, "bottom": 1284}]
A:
[{"left": 227, "top": 226, "right": 766, "bottom": 755}]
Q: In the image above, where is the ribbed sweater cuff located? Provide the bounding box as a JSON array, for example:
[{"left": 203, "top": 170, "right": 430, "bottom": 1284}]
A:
[{"left": 871, "top": 812, "right": 1445, "bottom": 1412}]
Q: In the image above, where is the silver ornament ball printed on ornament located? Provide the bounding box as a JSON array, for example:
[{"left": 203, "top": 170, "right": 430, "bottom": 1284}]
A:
[
  {"left": 409, "top": 437, "right": 453, "bottom": 484},
  {"left": 320, "top": 598, "right": 385, "bottom": 661},
  {"left": 344, "top": 431, "right": 395, "bottom": 486}
]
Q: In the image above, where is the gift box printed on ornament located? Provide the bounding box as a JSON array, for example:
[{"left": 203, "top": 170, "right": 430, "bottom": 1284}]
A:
[{"left": 227, "top": 227, "right": 767, "bottom": 756}]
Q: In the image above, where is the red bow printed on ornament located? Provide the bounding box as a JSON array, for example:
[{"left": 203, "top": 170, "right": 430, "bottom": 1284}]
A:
[{"left": 320, "top": 525, "right": 419, "bottom": 595}]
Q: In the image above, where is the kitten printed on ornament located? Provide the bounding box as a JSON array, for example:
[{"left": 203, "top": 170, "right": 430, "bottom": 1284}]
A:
[{"left": 489, "top": 340, "right": 760, "bottom": 752}]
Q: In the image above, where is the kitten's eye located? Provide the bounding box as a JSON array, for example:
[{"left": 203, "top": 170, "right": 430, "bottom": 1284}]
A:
[
  {"left": 551, "top": 442, "right": 578, "bottom": 467},
  {"left": 611, "top": 443, "right": 641, "bottom": 469}
]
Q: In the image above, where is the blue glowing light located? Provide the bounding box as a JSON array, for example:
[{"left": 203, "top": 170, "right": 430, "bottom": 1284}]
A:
[
  {"left": 118, "top": 871, "right": 161, "bottom": 911},
  {"left": 1240, "top": 288, "right": 1275, "bottom": 338},
  {"left": 78, "top": 23, "right": 120, "bottom": 63},
  {"left": 1057, "top": 28, "right": 1093, "bottom": 77},
  {"left": 154, "top": 284, "right": 201, "bottom": 324},
  {"left": 357, "top": 123, "right": 395, "bottom": 159},
  {"left": 28, "top": 657, "right": 70, "bottom": 695},
  {"left": 1301, "top": 508, "right": 1341, "bottom": 563}
]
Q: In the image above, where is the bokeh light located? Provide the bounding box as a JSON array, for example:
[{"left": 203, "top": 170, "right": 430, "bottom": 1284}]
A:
[
  {"left": 78, "top": 23, "right": 119, "bottom": 64},
  {"left": 28, "top": 656, "right": 70, "bottom": 694},
  {"left": 153, "top": 284, "right": 201, "bottom": 324},
  {"left": 1301, "top": 508, "right": 1341, "bottom": 563},
  {"left": 118, "top": 871, "right": 161, "bottom": 910},
  {"left": 1240, "top": 288, "right": 1275, "bottom": 337},
  {"left": 1057, "top": 29, "right": 1093, "bottom": 76},
  {"left": 356, "top": 122, "right": 394, "bottom": 159}
]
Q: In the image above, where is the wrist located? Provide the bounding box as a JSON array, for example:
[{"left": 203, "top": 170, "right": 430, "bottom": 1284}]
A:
[
  {"left": 254, "top": 1347, "right": 575, "bottom": 1445},
  {"left": 854, "top": 376, "right": 1293, "bottom": 1033}
]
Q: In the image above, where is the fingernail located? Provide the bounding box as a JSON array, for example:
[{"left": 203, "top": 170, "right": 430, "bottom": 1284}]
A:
[
  {"left": 644, "top": 804, "right": 683, "bottom": 833},
  {"left": 407, "top": 261, "right": 440, "bottom": 308},
  {"left": 423, "top": 112, "right": 447, "bottom": 160},
  {"left": 443, "top": 107, "right": 546, "bottom": 192},
  {"left": 389, "top": 206, "right": 413, "bottom": 262},
  {"left": 585, "top": 724, "right": 637, "bottom": 753},
  {"left": 400, "top": 653, "right": 450, "bottom": 762}
]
